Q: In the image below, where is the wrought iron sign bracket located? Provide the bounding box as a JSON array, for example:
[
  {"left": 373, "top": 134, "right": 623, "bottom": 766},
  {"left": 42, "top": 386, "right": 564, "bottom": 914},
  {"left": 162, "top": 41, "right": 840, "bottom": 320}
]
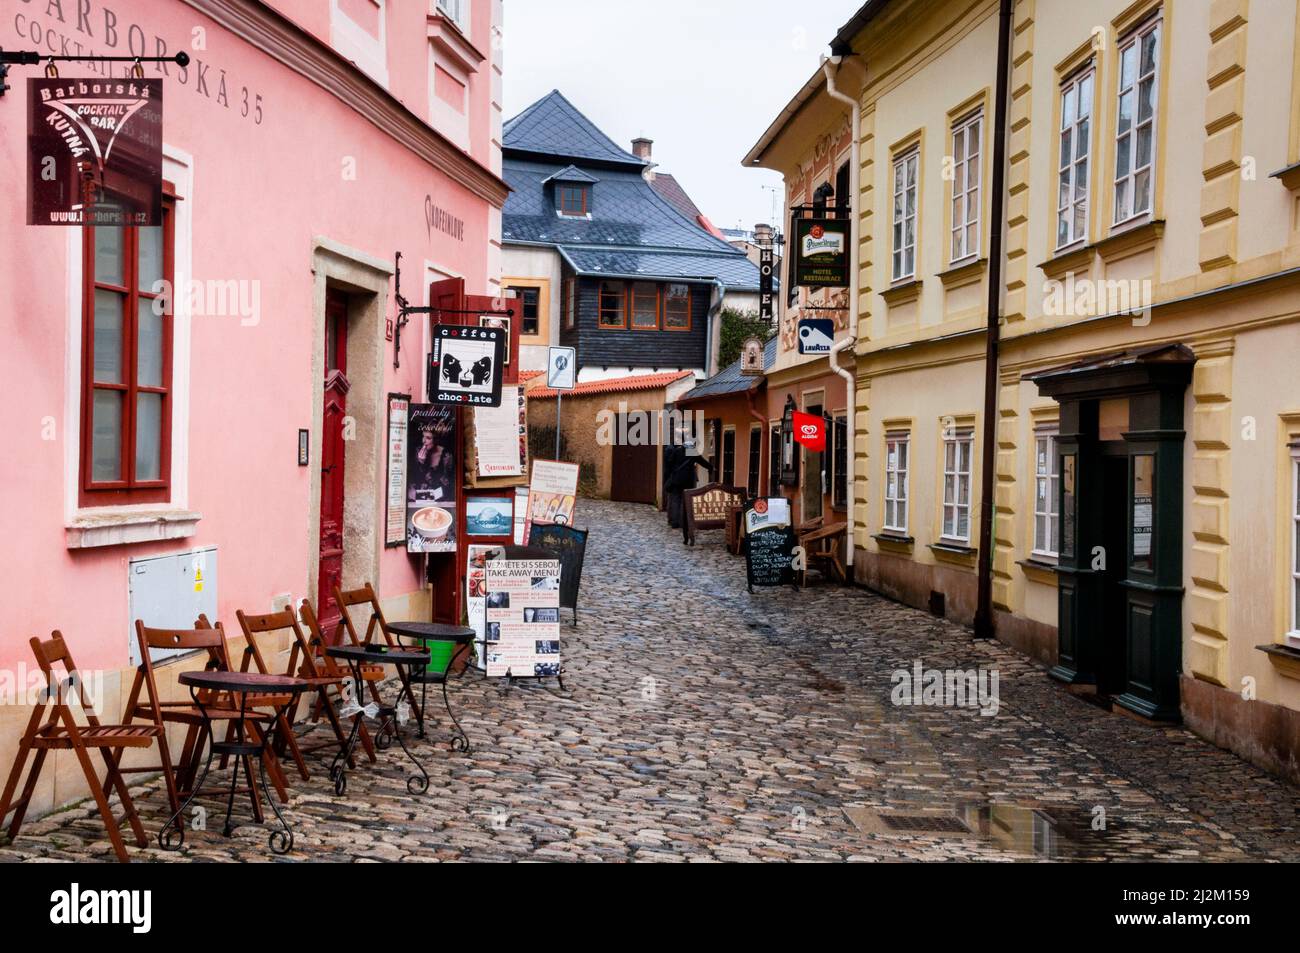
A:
[
  {"left": 392, "top": 251, "right": 512, "bottom": 370},
  {"left": 0, "top": 50, "right": 191, "bottom": 97}
]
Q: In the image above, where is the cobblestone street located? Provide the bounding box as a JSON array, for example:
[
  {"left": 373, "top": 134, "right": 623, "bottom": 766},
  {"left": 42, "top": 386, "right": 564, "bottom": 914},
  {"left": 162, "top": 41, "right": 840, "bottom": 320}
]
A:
[{"left": 4, "top": 499, "right": 1299, "bottom": 863}]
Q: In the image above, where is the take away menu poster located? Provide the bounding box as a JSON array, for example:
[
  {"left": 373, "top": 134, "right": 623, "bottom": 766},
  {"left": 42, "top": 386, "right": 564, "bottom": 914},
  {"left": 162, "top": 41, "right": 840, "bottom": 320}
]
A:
[{"left": 484, "top": 559, "right": 561, "bottom": 678}]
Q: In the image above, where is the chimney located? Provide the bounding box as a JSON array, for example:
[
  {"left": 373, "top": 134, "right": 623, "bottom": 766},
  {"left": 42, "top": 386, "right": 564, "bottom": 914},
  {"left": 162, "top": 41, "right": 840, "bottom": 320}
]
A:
[
  {"left": 754, "top": 223, "right": 773, "bottom": 246},
  {"left": 631, "top": 137, "right": 653, "bottom": 161}
]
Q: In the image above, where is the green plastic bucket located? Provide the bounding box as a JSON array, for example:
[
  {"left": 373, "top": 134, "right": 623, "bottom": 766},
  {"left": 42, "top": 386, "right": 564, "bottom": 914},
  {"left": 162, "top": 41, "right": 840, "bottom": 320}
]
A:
[{"left": 418, "top": 639, "right": 456, "bottom": 675}]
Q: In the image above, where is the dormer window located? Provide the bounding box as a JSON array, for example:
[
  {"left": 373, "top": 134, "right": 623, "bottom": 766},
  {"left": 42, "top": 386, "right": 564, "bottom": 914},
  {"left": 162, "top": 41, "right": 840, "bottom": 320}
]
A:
[
  {"left": 557, "top": 185, "right": 589, "bottom": 217},
  {"left": 543, "top": 165, "right": 598, "bottom": 219}
]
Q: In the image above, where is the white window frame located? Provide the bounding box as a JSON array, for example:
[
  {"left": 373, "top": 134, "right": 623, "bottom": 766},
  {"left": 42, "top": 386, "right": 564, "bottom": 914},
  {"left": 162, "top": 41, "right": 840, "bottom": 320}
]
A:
[
  {"left": 1033, "top": 429, "right": 1061, "bottom": 558},
  {"left": 1290, "top": 444, "right": 1300, "bottom": 642},
  {"left": 1113, "top": 17, "right": 1160, "bottom": 226},
  {"left": 891, "top": 149, "right": 919, "bottom": 282},
  {"left": 941, "top": 428, "right": 974, "bottom": 543},
  {"left": 884, "top": 431, "right": 910, "bottom": 533},
  {"left": 1057, "top": 66, "right": 1094, "bottom": 249},
  {"left": 950, "top": 111, "right": 981, "bottom": 264},
  {"left": 436, "top": 0, "right": 471, "bottom": 34}
]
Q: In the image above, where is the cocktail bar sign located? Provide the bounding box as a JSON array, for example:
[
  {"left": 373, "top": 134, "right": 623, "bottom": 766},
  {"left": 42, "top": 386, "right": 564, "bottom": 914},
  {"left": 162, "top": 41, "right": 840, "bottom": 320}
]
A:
[{"left": 27, "top": 75, "right": 162, "bottom": 225}]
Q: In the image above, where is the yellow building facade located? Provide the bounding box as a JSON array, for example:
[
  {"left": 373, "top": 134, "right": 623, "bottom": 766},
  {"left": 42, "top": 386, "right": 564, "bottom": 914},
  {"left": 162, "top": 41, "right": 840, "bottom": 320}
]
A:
[{"left": 822, "top": 0, "right": 1300, "bottom": 781}]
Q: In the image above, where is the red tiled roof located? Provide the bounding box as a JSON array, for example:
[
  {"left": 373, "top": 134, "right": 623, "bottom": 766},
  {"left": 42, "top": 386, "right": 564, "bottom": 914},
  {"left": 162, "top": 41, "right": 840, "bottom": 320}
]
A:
[
  {"left": 528, "top": 370, "right": 694, "bottom": 399},
  {"left": 518, "top": 368, "right": 546, "bottom": 382}
]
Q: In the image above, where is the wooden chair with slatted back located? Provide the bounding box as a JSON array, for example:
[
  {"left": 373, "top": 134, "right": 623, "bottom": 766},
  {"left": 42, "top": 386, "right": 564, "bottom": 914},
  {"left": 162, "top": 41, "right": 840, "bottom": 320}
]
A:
[
  {"left": 236, "top": 606, "right": 375, "bottom": 777},
  {"left": 120, "top": 619, "right": 290, "bottom": 814},
  {"left": 297, "top": 600, "right": 376, "bottom": 763},
  {"left": 0, "top": 633, "right": 157, "bottom": 863},
  {"left": 335, "top": 583, "right": 396, "bottom": 647}
]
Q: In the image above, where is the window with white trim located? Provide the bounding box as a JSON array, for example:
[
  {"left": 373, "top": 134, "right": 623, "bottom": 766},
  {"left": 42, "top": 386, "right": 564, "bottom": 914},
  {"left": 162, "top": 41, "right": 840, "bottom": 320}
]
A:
[
  {"left": 1114, "top": 17, "right": 1160, "bottom": 225},
  {"left": 436, "top": 0, "right": 469, "bottom": 32},
  {"left": 950, "top": 111, "right": 981, "bottom": 263},
  {"left": 891, "top": 149, "right": 918, "bottom": 281},
  {"left": 884, "top": 431, "right": 910, "bottom": 533},
  {"left": 1034, "top": 429, "right": 1061, "bottom": 557},
  {"left": 1290, "top": 443, "right": 1300, "bottom": 640},
  {"left": 941, "top": 429, "right": 973, "bottom": 542},
  {"left": 1057, "top": 67, "right": 1093, "bottom": 248}
]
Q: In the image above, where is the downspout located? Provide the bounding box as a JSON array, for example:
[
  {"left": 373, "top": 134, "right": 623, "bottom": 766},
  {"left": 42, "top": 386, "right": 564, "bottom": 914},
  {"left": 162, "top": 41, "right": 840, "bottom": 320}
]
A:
[
  {"left": 973, "top": 0, "right": 1015, "bottom": 640},
  {"left": 747, "top": 387, "right": 767, "bottom": 491},
  {"left": 822, "top": 54, "right": 861, "bottom": 579},
  {"left": 707, "top": 278, "right": 726, "bottom": 377}
]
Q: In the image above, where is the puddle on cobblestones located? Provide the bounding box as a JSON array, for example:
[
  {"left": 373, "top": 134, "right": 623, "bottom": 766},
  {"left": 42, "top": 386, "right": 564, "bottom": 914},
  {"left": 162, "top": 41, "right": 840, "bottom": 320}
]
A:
[{"left": 844, "top": 802, "right": 1073, "bottom": 858}]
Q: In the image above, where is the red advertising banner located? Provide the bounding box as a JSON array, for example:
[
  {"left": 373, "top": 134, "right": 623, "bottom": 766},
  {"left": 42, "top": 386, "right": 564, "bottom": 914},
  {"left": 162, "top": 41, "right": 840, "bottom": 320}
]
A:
[
  {"left": 792, "top": 411, "right": 826, "bottom": 452},
  {"left": 27, "top": 77, "right": 163, "bottom": 226}
]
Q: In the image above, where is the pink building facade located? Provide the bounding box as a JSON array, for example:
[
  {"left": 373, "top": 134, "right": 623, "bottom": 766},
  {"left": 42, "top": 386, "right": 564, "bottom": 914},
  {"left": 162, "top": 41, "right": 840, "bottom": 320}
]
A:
[{"left": 0, "top": 0, "right": 507, "bottom": 810}]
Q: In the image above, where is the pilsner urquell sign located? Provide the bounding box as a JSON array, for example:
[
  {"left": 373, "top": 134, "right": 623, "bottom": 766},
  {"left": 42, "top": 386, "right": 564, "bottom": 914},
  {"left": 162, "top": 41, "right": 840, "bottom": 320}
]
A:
[
  {"left": 794, "top": 217, "right": 849, "bottom": 288},
  {"left": 27, "top": 78, "right": 163, "bottom": 226}
]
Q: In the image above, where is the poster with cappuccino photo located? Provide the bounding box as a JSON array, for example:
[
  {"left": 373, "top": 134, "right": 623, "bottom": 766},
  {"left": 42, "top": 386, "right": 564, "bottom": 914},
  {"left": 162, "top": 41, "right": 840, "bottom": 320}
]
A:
[
  {"left": 483, "top": 559, "right": 561, "bottom": 678},
  {"left": 406, "top": 403, "right": 458, "bottom": 553}
]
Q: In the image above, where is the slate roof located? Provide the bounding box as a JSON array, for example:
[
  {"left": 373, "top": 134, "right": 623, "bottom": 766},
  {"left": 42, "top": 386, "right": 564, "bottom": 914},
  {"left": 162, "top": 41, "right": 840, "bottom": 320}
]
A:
[
  {"left": 503, "top": 92, "right": 763, "bottom": 292},
  {"left": 675, "top": 337, "right": 778, "bottom": 404},
  {"left": 541, "top": 164, "right": 599, "bottom": 186},
  {"left": 503, "top": 90, "right": 646, "bottom": 168}
]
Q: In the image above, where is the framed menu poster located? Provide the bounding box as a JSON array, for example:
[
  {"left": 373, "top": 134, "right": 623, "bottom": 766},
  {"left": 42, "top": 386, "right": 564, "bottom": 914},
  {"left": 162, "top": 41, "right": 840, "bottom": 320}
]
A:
[
  {"left": 483, "top": 559, "right": 561, "bottom": 678},
  {"left": 385, "top": 393, "right": 410, "bottom": 547}
]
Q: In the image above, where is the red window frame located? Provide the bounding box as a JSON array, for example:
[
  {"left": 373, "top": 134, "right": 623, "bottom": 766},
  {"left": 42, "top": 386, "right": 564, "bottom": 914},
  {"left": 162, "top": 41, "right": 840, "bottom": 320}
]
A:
[
  {"left": 629, "top": 281, "right": 659, "bottom": 329},
  {"left": 663, "top": 283, "right": 692, "bottom": 331},
  {"left": 79, "top": 195, "right": 175, "bottom": 506},
  {"left": 597, "top": 281, "right": 626, "bottom": 328},
  {"left": 557, "top": 185, "right": 588, "bottom": 216},
  {"left": 563, "top": 277, "right": 576, "bottom": 329}
]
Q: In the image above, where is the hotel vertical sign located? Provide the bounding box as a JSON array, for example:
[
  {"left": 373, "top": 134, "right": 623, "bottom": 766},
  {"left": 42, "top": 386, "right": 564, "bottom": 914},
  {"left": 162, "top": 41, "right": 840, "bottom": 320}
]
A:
[
  {"left": 758, "top": 245, "right": 775, "bottom": 322},
  {"left": 27, "top": 77, "right": 164, "bottom": 226}
]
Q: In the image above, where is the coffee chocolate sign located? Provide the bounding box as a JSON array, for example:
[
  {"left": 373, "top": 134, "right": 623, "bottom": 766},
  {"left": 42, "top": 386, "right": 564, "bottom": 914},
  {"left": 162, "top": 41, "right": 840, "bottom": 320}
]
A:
[{"left": 27, "top": 78, "right": 163, "bottom": 226}]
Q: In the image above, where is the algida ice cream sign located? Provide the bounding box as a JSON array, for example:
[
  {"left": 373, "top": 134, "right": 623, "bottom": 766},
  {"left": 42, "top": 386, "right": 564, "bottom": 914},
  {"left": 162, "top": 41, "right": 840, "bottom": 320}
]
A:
[
  {"left": 793, "top": 217, "right": 849, "bottom": 288},
  {"left": 27, "top": 77, "right": 163, "bottom": 226}
]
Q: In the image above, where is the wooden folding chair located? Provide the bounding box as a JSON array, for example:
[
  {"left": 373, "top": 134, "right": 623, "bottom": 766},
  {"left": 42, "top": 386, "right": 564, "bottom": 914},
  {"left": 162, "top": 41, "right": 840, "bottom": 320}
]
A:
[
  {"left": 334, "top": 583, "right": 397, "bottom": 647},
  {"left": 236, "top": 606, "right": 375, "bottom": 778},
  {"left": 0, "top": 633, "right": 157, "bottom": 863},
  {"left": 298, "top": 600, "right": 376, "bottom": 764},
  {"left": 118, "top": 619, "right": 290, "bottom": 815}
]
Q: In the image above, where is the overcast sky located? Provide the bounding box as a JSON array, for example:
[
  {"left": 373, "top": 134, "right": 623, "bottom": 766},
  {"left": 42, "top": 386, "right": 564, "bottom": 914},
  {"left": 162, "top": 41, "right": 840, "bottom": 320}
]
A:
[{"left": 501, "top": 1, "right": 858, "bottom": 233}]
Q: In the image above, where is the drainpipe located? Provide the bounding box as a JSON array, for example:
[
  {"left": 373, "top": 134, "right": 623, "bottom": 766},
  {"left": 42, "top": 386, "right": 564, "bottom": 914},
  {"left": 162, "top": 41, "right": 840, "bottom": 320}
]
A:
[
  {"left": 707, "top": 278, "right": 726, "bottom": 377},
  {"left": 822, "top": 54, "right": 861, "bottom": 580},
  {"left": 973, "top": 0, "right": 1015, "bottom": 640}
]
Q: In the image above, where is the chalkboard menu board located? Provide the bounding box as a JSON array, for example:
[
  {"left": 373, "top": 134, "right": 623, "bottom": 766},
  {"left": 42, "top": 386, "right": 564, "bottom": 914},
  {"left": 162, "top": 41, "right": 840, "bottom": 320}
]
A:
[
  {"left": 527, "top": 524, "right": 587, "bottom": 625},
  {"left": 744, "top": 525, "right": 798, "bottom": 592}
]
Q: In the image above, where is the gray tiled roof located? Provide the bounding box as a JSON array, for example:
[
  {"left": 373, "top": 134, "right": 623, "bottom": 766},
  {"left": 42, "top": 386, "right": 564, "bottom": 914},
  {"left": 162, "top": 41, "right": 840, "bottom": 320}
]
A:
[
  {"left": 503, "top": 92, "right": 763, "bottom": 292},
  {"left": 542, "top": 164, "right": 600, "bottom": 185},
  {"left": 676, "top": 336, "right": 777, "bottom": 403},
  {"left": 559, "top": 248, "right": 763, "bottom": 290},
  {"left": 504, "top": 90, "right": 646, "bottom": 168}
]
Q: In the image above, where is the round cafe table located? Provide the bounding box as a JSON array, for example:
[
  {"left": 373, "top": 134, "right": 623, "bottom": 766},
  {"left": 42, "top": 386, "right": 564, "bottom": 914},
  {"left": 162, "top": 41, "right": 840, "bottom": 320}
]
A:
[
  {"left": 159, "top": 670, "right": 308, "bottom": 856},
  {"left": 385, "top": 621, "right": 475, "bottom": 753},
  {"left": 324, "top": 643, "right": 431, "bottom": 797}
]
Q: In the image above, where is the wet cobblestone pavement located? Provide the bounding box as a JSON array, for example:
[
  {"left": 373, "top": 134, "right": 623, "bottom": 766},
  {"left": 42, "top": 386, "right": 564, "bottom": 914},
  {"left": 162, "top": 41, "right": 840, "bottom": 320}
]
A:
[{"left": 4, "top": 499, "right": 1299, "bottom": 862}]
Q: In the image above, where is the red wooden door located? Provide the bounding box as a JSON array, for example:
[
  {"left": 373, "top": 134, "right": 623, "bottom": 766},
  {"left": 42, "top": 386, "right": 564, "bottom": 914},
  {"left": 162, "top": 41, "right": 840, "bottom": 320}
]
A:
[{"left": 318, "top": 290, "right": 350, "bottom": 632}]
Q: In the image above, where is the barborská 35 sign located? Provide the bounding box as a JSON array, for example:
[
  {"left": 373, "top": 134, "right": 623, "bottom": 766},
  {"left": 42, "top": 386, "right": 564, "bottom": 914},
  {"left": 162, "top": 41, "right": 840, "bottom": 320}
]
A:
[
  {"left": 793, "top": 217, "right": 849, "bottom": 287},
  {"left": 27, "top": 78, "right": 164, "bottom": 226}
]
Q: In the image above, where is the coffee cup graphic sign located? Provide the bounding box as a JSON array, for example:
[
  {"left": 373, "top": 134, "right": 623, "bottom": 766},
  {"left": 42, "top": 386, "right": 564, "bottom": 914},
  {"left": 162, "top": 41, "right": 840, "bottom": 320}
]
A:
[
  {"left": 427, "top": 324, "right": 505, "bottom": 408},
  {"left": 797, "top": 318, "right": 835, "bottom": 355},
  {"left": 27, "top": 78, "right": 164, "bottom": 226},
  {"left": 793, "top": 216, "right": 849, "bottom": 287}
]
